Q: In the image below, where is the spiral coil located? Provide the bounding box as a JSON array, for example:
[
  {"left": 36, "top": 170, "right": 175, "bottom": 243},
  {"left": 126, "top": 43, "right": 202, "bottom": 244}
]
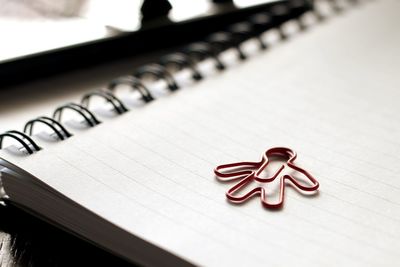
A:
[
  {"left": 81, "top": 90, "right": 129, "bottom": 115},
  {"left": 0, "top": 131, "right": 41, "bottom": 155},
  {"left": 53, "top": 103, "right": 102, "bottom": 128},
  {"left": 159, "top": 53, "right": 203, "bottom": 81},
  {"left": 1, "top": 0, "right": 335, "bottom": 156},
  {"left": 108, "top": 76, "right": 155, "bottom": 103},
  {"left": 24, "top": 116, "right": 73, "bottom": 141}
]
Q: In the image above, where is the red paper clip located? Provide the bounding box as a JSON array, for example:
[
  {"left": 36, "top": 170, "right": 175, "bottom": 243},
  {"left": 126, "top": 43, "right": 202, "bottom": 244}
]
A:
[{"left": 214, "top": 147, "right": 319, "bottom": 209}]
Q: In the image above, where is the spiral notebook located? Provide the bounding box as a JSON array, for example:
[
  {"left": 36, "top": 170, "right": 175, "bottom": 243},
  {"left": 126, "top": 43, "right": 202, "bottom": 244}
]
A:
[{"left": 1, "top": 0, "right": 400, "bottom": 266}]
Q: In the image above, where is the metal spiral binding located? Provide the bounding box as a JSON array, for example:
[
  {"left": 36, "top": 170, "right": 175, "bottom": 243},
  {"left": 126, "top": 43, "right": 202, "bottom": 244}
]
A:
[
  {"left": 0, "top": 131, "right": 41, "bottom": 155},
  {"left": 270, "top": 4, "right": 292, "bottom": 40},
  {"left": 159, "top": 53, "right": 203, "bottom": 81},
  {"left": 207, "top": 32, "right": 247, "bottom": 60},
  {"left": 0, "top": 0, "right": 322, "bottom": 156},
  {"left": 183, "top": 42, "right": 226, "bottom": 71},
  {"left": 24, "top": 116, "right": 73, "bottom": 141},
  {"left": 228, "top": 22, "right": 264, "bottom": 50},
  {"left": 288, "top": 0, "right": 310, "bottom": 30},
  {"left": 108, "top": 76, "right": 154, "bottom": 103},
  {"left": 134, "top": 64, "right": 179, "bottom": 91},
  {"left": 53, "top": 103, "right": 102, "bottom": 127},
  {"left": 81, "top": 90, "right": 129, "bottom": 115},
  {"left": 248, "top": 13, "right": 273, "bottom": 49}
]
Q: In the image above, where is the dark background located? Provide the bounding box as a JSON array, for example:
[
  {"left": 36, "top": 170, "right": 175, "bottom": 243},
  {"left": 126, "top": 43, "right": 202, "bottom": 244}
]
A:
[{"left": 0, "top": 204, "right": 135, "bottom": 266}]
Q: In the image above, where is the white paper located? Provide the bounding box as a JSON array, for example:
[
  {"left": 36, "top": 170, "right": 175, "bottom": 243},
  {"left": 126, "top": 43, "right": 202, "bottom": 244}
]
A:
[{"left": 1, "top": 0, "right": 400, "bottom": 266}]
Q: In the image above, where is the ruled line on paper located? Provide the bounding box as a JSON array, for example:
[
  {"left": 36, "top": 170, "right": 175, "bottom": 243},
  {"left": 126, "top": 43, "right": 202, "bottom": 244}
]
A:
[
  {"left": 69, "top": 135, "right": 384, "bottom": 264},
  {"left": 191, "top": 87, "right": 400, "bottom": 181},
  {"left": 63, "top": 121, "right": 400, "bottom": 262},
  {"left": 221, "top": 84, "right": 400, "bottom": 171},
  {"left": 150, "top": 99, "right": 400, "bottom": 212},
  {"left": 64, "top": 141, "right": 319, "bottom": 266},
  {"left": 149, "top": 114, "right": 400, "bottom": 226},
  {"left": 116, "top": 121, "right": 400, "bottom": 242},
  {"left": 1, "top": 1, "right": 399, "bottom": 266},
  {"left": 171, "top": 95, "right": 400, "bottom": 197},
  {"left": 139, "top": 116, "right": 400, "bottom": 227},
  {"left": 54, "top": 150, "right": 271, "bottom": 266}
]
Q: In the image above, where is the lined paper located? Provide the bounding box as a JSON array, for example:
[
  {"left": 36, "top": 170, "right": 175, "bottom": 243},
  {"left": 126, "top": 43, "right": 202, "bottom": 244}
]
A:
[{"left": 1, "top": 0, "right": 400, "bottom": 266}]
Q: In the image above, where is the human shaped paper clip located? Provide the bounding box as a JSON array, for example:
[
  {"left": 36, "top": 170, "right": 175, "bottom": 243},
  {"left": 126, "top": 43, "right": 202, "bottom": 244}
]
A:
[{"left": 214, "top": 147, "right": 320, "bottom": 209}]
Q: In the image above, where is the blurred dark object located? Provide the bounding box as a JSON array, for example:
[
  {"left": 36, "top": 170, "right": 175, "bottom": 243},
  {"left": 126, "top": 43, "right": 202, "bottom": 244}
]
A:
[
  {"left": 0, "top": 204, "right": 135, "bottom": 267},
  {"left": 213, "top": 0, "right": 234, "bottom": 3},
  {"left": 141, "top": 0, "right": 172, "bottom": 21},
  {"left": 0, "top": 0, "right": 313, "bottom": 88}
]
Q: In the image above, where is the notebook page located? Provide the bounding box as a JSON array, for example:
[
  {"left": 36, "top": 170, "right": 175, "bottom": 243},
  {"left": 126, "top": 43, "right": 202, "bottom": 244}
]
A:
[{"left": 1, "top": 0, "right": 400, "bottom": 266}]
